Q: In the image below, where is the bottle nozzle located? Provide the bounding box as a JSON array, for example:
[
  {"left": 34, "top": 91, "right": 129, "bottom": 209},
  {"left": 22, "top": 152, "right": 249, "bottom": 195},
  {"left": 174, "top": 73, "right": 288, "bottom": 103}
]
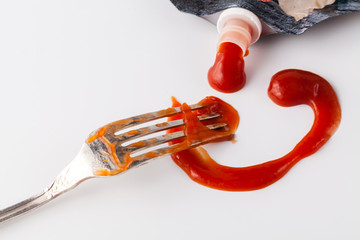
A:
[{"left": 217, "top": 8, "right": 262, "bottom": 56}]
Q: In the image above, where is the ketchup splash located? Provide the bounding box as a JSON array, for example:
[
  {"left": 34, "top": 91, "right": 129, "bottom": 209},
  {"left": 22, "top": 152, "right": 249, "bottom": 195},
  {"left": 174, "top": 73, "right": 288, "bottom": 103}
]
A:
[
  {"left": 171, "top": 69, "right": 341, "bottom": 191},
  {"left": 208, "top": 42, "right": 246, "bottom": 93}
]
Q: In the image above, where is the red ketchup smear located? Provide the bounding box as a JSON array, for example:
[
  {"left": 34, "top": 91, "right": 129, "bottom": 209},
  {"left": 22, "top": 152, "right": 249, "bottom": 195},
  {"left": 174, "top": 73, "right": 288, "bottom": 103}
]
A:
[
  {"left": 170, "top": 69, "right": 341, "bottom": 191},
  {"left": 168, "top": 96, "right": 239, "bottom": 150},
  {"left": 208, "top": 42, "right": 246, "bottom": 93}
]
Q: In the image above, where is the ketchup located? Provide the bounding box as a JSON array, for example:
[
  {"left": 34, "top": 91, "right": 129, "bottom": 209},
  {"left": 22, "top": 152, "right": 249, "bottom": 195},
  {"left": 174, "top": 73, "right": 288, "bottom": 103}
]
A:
[
  {"left": 168, "top": 96, "right": 239, "bottom": 147},
  {"left": 171, "top": 69, "right": 341, "bottom": 191},
  {"left": 208, "top": 42, "right": 246, "bottom": 93}
]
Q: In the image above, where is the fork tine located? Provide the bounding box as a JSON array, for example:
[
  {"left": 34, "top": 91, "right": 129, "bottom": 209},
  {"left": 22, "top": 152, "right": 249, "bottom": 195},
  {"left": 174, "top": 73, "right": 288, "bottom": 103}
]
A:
[
  {"left": 105, "top": 103, "right": 206, "bottom": 134},
  {"left": 116, "top": 113, "right": 221, "bottom": 143},
  {"left": 126, "top": 122, "right": 227, "bottom": 153},
  {"left": 130, "top": 123, "right": 228, "bottom": 161},
  {"left": 126, "top": 131, "right": 184, "bottom": 152}
]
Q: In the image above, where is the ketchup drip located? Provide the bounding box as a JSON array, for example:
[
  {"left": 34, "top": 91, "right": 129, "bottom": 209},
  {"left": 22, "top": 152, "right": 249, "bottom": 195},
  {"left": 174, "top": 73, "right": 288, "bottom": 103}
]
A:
[
  {"left": 208, "top": 42, "right": 246, "bottom": 93},
  {"left": 171, "top": 69, "right": 341, "bottom": 191}
]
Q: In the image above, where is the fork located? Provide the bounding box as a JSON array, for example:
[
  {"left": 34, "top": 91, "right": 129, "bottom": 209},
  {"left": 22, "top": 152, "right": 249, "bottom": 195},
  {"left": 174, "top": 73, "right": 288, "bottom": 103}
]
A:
[{"left": 0, "top": 102, "right": 228, "bottom": 223}]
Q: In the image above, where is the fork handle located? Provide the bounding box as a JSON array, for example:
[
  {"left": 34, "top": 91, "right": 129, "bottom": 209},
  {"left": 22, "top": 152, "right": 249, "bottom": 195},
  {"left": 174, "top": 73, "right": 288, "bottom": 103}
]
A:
[
  {"left": 0, "top": 190, "right": 52, "bottom": 223},
  {"left": 0, "top": 144, "right": 97, "bottom": 224}
]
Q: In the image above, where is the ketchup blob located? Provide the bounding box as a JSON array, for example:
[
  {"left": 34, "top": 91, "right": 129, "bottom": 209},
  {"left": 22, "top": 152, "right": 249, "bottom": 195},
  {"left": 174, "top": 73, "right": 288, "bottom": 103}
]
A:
[
  {"left": 171, "top": 69, "right": 341, "bottom": 191},
  {"left": 208, "top": 42, "right": 246, "bottom": 93},
  {"left": 168, "top": 96, "right": 239, "bottom": 147}
]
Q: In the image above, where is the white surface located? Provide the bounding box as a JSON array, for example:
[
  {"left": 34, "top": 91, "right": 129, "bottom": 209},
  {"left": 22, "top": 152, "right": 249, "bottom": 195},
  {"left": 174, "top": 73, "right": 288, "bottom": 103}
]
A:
[{"left": 0, "top": 1, "right": 359, "bottom": 239}]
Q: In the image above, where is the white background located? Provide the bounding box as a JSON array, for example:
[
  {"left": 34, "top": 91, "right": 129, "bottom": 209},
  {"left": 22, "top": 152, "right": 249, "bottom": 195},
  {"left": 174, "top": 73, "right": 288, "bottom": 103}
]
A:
[{"left": 0, "top": 1, "right": 359, "bottom": 239}]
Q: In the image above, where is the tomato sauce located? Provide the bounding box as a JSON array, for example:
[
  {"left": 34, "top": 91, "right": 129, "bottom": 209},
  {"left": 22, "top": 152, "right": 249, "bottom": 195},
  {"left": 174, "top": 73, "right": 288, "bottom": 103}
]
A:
[
  {"left": 171, "top": 69, "right": 341, "bottom": 191},
  {"left": 168, "top": 96, "right": 240, "bottom": 148},
  {"left": 208, "top": 42, "right": 246, "bottom": 93}
]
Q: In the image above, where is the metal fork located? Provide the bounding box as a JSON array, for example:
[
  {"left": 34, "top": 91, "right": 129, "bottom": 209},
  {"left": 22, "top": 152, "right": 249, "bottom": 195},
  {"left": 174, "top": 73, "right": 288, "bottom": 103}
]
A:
[{"left": 0, "top": 102, "right": 228, "bottom": 223}]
